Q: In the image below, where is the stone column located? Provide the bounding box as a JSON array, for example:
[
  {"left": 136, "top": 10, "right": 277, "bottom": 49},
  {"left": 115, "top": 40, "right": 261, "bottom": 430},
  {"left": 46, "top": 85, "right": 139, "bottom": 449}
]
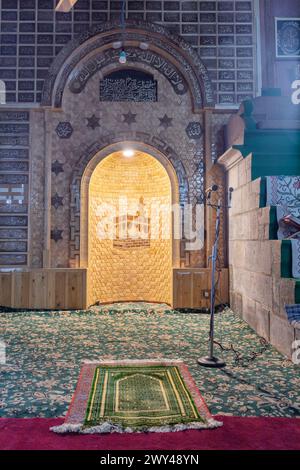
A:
[
  {"left": 43, "top": 109, "right": 53, "bottom": 268},
  {"left": 29, "top": 108, "right": 46, "bottom": 268}
]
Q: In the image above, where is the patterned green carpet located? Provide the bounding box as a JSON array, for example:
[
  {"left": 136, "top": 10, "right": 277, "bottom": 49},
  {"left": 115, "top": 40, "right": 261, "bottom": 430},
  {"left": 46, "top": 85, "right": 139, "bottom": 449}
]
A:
[{"left": 0, "top": 306, "right": 299, "bottom": 418}]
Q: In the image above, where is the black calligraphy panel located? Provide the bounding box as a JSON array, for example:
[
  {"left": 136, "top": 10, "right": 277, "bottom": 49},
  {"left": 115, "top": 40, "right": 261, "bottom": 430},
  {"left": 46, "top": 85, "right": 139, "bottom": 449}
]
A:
[
  {"left": 276, "top": 19, "right": 300, "bottom": 58},
  {"left": 100, "top": 69, "right": 157, "bottom": 102}
]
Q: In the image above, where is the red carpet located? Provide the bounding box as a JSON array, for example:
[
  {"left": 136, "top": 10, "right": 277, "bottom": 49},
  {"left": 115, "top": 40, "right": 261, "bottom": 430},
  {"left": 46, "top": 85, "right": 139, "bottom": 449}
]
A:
[{"left": 0, "top": 416, "right": 300, "bottom": 450}]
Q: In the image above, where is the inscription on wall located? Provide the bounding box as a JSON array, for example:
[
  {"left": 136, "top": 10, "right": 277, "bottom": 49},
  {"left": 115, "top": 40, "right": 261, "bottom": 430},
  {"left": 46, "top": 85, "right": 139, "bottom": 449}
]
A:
[
  {"left": 0, "top": 3, "right": 255, "bottom": 105},
  {"left": 100, "top": 69, "right": 157, "bottom": 102},
  {"left": 276, "top": 19, "right": 300, "bottom": 58},
  {"left": 0, "top": 110, "right": 29, "bottom": 266},
  {"left": 69, "top": 48, "right": 187, "bottom": 97},
  {"left": 0, "top": 184, "right": 27, "bottom": 214}
]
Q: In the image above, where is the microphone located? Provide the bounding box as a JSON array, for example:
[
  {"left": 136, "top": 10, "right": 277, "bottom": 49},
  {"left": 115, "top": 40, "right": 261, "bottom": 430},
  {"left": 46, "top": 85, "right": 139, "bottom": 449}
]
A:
[
  {"left": 228, "top": 187, "right": 234, "bottom": 208},
  {"left": 205, "top": 184, "right": 219, "bottom": 193},
  {"left": 205, "top": 185, "right": 218, "bottom": 200}
]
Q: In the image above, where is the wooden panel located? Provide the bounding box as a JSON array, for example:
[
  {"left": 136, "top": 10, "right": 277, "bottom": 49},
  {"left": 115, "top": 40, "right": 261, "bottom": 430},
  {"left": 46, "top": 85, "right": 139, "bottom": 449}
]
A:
[
  {"left": 2, "top": 268, "right": 226, "bottom": 311},
  {"left": 219, "top": 269, "right": 229, "bottom": 304},
  {"left": 30, "top": 271, "right": 50, "bottom": 310},
  {"left": 54, "top": 271, "right": 67, "bottom": 309},
  {"left": 12, "top": 272, "right": 30, "bottom": 309},
  {"left": 0, "top": 273, "right": 12, "bottom": 306},
  {"left": 192, "top": 271, "right": 210, "bottom": 309},
  {"left": 1, "top": 269, "right": 87, "bottom": 310},
  {"left": 66, "top": 270, "right": 86, "bottom": 310},
  {"left": 173, "top": 268, "right": 229, "bottom": 309},
  {"left": 173, "top": 271, "right": 192, "bottom": 308}
]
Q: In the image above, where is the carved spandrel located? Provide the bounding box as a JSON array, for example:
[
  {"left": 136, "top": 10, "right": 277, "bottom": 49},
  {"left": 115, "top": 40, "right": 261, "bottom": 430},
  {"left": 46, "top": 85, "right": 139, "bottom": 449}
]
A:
[
  {"left": 69, "top": 47, "right": 187, "bottom": 98},
  {"left": 54, "top": 30, "right": 207, "bottom": 107}
]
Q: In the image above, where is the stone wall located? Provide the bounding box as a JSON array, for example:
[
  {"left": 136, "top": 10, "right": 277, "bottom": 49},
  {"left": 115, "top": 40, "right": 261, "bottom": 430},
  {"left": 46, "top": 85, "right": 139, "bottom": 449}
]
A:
[
  {"left": 219, "top": 150, "right": 299, "bottom": 358},
  {"left": 44, "top": 59, "right": 205, "bottom": 269},
  {"left": 0, "top": 68, "right": 231, "bottom": 273},
  {"left": 0, "top": 19, "right": 232, "bottom": 310},
  {"left": 0, "top": 0, "right": 257, "bottom": 106}
]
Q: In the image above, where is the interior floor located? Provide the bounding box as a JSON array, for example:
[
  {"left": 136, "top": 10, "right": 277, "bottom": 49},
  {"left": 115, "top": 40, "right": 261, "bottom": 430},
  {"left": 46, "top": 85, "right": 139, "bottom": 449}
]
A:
[{"left": 1, "top": 306, "right": 299, "bottom": 419}]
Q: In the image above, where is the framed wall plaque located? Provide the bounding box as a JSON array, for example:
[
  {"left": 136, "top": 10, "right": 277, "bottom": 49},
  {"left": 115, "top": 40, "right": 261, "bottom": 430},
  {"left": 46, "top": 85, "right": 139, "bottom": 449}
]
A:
[
  {"left": 275, "top": 18, "right": 300, "bottom": 58},
  {"left": 100, "top": 69, "right": 157, "bottom": 102}
]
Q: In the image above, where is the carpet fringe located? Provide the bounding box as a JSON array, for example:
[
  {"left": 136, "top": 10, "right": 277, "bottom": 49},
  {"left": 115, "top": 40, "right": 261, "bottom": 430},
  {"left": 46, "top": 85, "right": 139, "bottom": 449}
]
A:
[{"left": 50, "top": 418, "right": 222, "bottom": 435}]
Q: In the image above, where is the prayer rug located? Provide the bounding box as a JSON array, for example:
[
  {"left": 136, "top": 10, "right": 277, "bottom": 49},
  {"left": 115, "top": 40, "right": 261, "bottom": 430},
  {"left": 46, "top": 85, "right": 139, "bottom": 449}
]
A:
[
  {"left": 265, "top": 176, "right": 300, "bottom": 278},
  {"left": 285, "top": 304, "right": 300, "bottom": 329},
  {"left": 51, "top": 360, "right": 222, "bottom": 434},
  {"left": 266, "top": 175, "right": 300, "bottom": 239}
]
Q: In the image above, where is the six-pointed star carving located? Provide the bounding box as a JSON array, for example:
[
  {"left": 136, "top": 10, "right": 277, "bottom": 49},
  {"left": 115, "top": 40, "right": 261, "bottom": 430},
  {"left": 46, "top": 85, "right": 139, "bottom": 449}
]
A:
[
  {"left": 122, "top": 111, "right": 137, "bottom": 125},
  {"left": 51, "top": 193, "right": 64, "bottom": 210},
  {"left": 159, "top": 114, "right": 173, "bottom": 129},
  {"left": 51, "top": 229, "right": 63, "bottom": 243},
  {"left": 87, "top": 114, "right": 100, "bottom": 130},
  {"left": 51, "top": 160, "right": 64, "bottom": 176}
]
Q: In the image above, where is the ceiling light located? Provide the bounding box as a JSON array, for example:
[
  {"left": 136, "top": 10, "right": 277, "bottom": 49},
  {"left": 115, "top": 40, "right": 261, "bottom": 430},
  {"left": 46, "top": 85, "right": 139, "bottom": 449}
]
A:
[
  {"left": 119, "top": 49, "right": 127, "bottom": 64},
  {"left": 112, "top": 41, "right": 122, "bottom": 50},
  {"left": 123, "top": 149, "right": 134, "bottom": 158},
  {"left": 55, "top": 0, "right": 78, "bottom": 12}
]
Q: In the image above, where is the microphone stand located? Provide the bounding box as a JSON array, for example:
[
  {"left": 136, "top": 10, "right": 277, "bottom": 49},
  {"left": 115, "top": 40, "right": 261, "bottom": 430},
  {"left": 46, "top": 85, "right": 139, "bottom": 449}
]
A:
[{"left": 198, "top": 197, "right": 226, "bottom": 368}]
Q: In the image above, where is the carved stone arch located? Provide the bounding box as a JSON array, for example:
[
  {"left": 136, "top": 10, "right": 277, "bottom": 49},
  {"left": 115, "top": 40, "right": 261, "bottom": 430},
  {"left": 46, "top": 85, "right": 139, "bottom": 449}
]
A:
[
  {"left": 41, "top": 20, "right": 214, "bottom": 111},
  {"left": 69, "top": 132, "right": 188, "bottom": 267}
]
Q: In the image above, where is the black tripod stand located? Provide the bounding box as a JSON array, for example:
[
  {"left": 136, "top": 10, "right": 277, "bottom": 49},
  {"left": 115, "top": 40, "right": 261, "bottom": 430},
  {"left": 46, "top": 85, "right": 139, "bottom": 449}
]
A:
[{"left": 198, "top": 198, "right": 226, "bottom": 368}]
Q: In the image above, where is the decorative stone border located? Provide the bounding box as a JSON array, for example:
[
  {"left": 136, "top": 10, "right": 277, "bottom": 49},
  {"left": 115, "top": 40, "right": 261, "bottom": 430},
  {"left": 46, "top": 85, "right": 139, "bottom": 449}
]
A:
[
  {"left": 69, "top": 132, "right": 188, "bottom": 267},
  {"left": 68, "top": 47, "right": 188, "bottom": 98},
  {"left": 41, "top": 20, "right": 214, "bottom": 110}
]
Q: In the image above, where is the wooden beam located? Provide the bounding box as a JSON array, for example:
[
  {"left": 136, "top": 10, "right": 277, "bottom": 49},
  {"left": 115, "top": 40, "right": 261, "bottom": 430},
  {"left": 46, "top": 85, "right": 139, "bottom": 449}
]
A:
[{"left": 55, "top": 0, "right": 79, "bottom": 12}]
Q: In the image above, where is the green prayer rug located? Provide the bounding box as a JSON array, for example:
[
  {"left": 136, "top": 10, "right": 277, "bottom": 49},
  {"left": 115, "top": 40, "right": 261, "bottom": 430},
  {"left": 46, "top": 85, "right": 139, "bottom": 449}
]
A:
[{"left": 51, "top": 360, "right": 222, "bottom": 434}]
